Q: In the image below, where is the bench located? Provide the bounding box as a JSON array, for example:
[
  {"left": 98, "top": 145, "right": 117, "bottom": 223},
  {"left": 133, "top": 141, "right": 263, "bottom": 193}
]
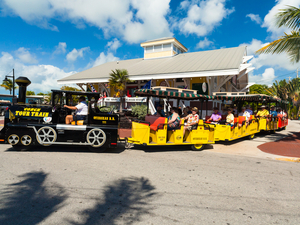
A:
[{"left": 145, "top": 116, "right": 166, "bottom": 131}]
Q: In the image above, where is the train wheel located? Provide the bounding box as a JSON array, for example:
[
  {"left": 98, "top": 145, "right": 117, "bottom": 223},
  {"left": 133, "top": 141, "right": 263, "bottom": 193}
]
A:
[
  {"left": 21, "top": 135, "right": 32, "bottom": 146},
  {"left": 87, "top": 128, "right": 106, "bottom": 152},
  {"left": 37, "top": 126, "right": 57, "bottom": 146},
  {"left": 191, "top": 144, "right": 205, "bottom": 151},
  {"left": 248, "top": 134, "right": 255, "bottom": 140},
  {"left": 8, "top": 134, "right": 19, "bottom": 145}
]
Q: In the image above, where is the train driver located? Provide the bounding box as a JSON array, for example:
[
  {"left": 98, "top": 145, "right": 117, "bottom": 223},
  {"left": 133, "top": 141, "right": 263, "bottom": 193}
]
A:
[{"left": 64, "top": 96, "right": 88, "bottom": 124}]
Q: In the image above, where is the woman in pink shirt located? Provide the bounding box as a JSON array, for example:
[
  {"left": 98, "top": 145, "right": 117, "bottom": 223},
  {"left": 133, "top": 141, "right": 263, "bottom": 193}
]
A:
[{"left": 207, "top": 107, "right": 222, "bottom": 124}]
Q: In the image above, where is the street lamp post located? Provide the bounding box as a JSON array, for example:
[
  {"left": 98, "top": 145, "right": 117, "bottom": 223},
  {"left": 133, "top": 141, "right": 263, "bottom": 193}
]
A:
[{"left": 3, "top": 69, "right": 15, "bottom": 104}]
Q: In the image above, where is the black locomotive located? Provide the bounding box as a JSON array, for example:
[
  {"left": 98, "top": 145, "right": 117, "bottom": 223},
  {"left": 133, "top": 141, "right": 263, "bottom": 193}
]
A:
[{"left": 0, "top": 77, "right": 119, "bottom": 152}]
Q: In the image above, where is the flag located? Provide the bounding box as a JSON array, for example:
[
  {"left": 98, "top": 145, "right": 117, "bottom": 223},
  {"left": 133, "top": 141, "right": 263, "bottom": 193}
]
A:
[
  {"left": 142, "top": 80, "right": 151, "bottom": 89},
  {"left": 90, "top": 84, "right": 97, "bottom": 93}
]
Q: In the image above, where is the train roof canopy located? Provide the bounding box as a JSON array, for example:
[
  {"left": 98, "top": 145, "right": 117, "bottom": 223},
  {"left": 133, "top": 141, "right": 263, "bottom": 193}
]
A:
[
  {"left": 134, "top": 89, "right": 215, "bottom": 100},
  {"left": 214, "top": 94, "right": 288, "bottom": 104}
]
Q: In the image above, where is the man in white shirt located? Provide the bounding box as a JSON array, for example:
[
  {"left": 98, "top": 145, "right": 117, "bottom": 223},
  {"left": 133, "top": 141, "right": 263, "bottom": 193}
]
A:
[
  {"left": 238, "top": 107, "right": 250, "bottom": 127},
  {"left": 64, "top": 96, "right": 88, "bottom": 124},
  {"left": 245, "top": 105, "right": 253, "bottom": 115}
]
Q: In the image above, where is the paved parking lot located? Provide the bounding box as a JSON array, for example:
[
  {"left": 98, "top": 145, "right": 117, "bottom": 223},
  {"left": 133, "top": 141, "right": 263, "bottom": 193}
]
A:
[{"left": 0, "top": 122, "right": 299, "bottom": 224}]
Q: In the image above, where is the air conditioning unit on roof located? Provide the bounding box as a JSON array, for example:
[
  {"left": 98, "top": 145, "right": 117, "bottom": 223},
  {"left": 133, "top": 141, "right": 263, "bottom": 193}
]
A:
[{"left": 213, "top": 92, "right": 246, "bottom": 96}]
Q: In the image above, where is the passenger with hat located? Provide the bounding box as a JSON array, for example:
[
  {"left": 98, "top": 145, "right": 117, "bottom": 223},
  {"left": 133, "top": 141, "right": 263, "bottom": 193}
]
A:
[
  {"left": 256, "top": 105, "right": 269, "bottom": 118},
  {"left": 183, "top": 107, "right": 199, "bottom": 136}
]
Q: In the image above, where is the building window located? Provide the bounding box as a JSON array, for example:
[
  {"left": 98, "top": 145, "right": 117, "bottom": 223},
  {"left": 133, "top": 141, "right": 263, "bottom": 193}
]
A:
[
  {"left": 163, "top": 44, "right": 171, "bottom": 51},
  {"left": 145, "top": 46, "right": 153, "bottom": 53},
  {"left": 154, "top": 44, "right": 162, "bottom": 52}
]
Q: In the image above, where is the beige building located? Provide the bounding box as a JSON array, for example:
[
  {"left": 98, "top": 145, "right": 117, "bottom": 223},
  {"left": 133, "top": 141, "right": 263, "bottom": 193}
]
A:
[{"left": 58, "top": 37, "right": 254, "bottom": 100}]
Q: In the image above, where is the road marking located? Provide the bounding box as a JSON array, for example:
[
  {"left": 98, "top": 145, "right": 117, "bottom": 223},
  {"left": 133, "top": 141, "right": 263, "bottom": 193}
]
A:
[{"left": 275, "top": 158, "right": 300, "bottom": 163}]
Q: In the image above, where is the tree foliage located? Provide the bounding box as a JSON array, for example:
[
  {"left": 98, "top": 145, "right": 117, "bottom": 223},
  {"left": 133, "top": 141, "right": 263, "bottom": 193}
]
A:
[
  {"left": 0, "top": 78, "right": 17, "bottom": 95},
  {"left": 26, "top": 91, "right": 35, "bottom": 95},
  {"left": 60, "top": 85, "right": 81, "bottom": 92},
  {"left": 249, "top": 84, "right": 270, "bottom": 95},
  {"left": 108, "top": 69, "right": 131, "bottom": 112},
  {"left": 256, "top": 5, "right": 300, "bottom": 63}
]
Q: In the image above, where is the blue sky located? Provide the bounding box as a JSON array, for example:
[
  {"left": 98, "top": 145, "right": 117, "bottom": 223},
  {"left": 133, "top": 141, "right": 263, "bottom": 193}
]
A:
[{"left": 1, "top": 0, "right": 300, "bottom": 94}]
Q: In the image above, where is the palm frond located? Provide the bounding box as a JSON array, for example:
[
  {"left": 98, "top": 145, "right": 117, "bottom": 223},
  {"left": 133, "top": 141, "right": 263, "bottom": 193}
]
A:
[
  {"left": 256, "top": 31, "right": 300, "bottom": 63},
  {"left": 276, "top": 5, "right": 300, "bottom": 30}
]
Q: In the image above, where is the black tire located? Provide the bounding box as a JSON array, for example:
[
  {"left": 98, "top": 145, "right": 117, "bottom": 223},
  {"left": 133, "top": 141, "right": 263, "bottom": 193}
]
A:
[
  {"left": 191, "top": 144, "right": 205, "bottom": 151},
  {"left": 248, "top": 134, "right": 255, "bottom": 140},
  {"left": 12, "top": 145, "right": 32, "bottom": 151},
  {"left": 88, "top": 146, "right": 107, "bottom": 153}
]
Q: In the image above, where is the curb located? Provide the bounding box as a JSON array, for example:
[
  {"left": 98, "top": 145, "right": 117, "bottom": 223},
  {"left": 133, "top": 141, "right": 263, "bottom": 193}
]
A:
[{"left": 275, "top": 158, "right": 300, "bottom": 163}]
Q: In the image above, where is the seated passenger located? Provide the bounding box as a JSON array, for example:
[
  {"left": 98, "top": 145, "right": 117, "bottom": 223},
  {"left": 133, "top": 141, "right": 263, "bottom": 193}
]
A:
[
  {"left": 181, "top": 108, "right": 189, "bottom": 118},
  {"left": 256, "top": 105, "right": 269, "bottom": 118},
  {"left": 238, "top": 107, "right": 250, "bottom": 127},
  {"left": 64, "top": 96, "right": 88, "bottom": 124},
  {"left": 167, "top": 107, "right": 180, "bottom": 130},
  {"left": 206, "top": 107, "right": 221, "bottom": 124},
  {"left": 225, "top": 108, "right": 234, "bottom": 127},
  {"left": 269, "top": 106, "right": 277, "bottom": 117},
  {"left": 245, "top": 105, "right": 253, "bottom": 115},
  {"left": 183, "top": 107, "right": 199, "bottom": 136},
  {"left": 154, "top": 105, "right": 165, "bottom": 117},
  {"left": 276, "top": 108, "right": 283, "bottom": 118}
]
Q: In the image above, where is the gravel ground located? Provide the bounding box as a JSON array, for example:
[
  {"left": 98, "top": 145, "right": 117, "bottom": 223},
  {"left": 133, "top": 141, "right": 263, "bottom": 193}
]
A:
[{"left": 0, "top": 122, "right": 299, "bottom": 225}]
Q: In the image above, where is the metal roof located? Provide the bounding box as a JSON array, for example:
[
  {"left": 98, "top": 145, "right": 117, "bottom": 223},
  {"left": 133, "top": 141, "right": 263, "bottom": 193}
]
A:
[{"left": 58, "top": 46, "right": 246, "bottom": 84}]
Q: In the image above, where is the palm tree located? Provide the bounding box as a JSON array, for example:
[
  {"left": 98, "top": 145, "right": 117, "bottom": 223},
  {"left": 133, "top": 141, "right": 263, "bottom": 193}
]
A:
[
  {"left": 0, "top": 78, "right": 15, "bottom": 95},
  {"left": 108, "top": 69, "right": 131, "bottom": 112},
  {"left": 256, "top": 5, "right": 300, "bottom": 63}
]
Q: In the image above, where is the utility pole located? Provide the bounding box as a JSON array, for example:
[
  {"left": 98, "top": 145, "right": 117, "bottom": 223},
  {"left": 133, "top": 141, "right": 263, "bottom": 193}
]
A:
[
  {"left": 289, "top": 76, "right": 291, "bottom": 82},
  {"left": 297, "top": 68, "right": 299, "bottom": 78}
]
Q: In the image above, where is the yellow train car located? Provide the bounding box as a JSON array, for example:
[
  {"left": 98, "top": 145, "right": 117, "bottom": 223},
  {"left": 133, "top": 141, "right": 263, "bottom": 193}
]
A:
[
  {"left": 126, "top": 88, "right": 215, "bottom": 150},
  {"left": 213, "top": 94, "right": 288, "bottom": 141}
]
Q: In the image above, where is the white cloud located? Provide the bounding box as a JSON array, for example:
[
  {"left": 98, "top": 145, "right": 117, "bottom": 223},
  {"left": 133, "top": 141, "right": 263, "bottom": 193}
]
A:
[
  {"left": 246, "top": 13, "right": 261, "bottom": 24},
  {"left": 240, "top": 39, "right": 300, "bottom": 71},
  {"left": 249, "top": 68, "right": 276, "bottom": 86},
  {"left": 93, "top": 52, "right": 119, "bottom": 67},
  {"left": 66, "top": 47, "right": 90, "bottom": 62},
  {"left": 15, "top": 47, "right": 38, "bottom": 64},
  {"left": 106, "top": 38, "right": 121, "bottom": 52},
  {"left": 196, "top": 37, "right": 213, "bottom": 49},
  {"left": 54, "top": 42, "right": 67, "bottom": 54},
  {"left": 176, "top": 0, "right": 234, "bottom": 36},
  {"left": 262, "top": 0, "right": 300, "bottom": 39},
  {"left": 0, "top": 51, "right": 74, "bottom": 94},
  {"left": 1, "top": 0, "right": 172, "bottom": 43}
]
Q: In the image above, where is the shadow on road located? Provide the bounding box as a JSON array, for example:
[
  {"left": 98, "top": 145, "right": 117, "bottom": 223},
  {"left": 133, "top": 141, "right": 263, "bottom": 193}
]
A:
[
  {"left": 69, "top": 177, "right": 157, "bottom": 225},
  {"left": 0, "top": 171, "right": 68, "bottom": 225},
  {"left": 5, "top": 145, "right": 125, "bottom": 154}
]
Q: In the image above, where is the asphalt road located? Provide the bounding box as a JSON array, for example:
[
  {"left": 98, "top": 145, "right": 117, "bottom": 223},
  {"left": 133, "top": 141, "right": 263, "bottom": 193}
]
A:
[{"left": 0, "top": 130, "right": 299, "bottom": 224}]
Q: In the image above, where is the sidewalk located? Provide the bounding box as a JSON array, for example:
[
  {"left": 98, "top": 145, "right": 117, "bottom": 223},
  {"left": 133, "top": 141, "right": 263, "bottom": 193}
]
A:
[{"left": 209, "top": 120, "right": 300, "bottom": 161}]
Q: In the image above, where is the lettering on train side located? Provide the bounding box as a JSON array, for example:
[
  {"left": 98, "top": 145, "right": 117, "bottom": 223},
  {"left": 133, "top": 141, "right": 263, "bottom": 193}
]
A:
[
  {"left": 15, "top": 111, "right": 49, "bottom": 117},
  {"left": 93, "top": 116, "right": 116, "bottom": 121}
]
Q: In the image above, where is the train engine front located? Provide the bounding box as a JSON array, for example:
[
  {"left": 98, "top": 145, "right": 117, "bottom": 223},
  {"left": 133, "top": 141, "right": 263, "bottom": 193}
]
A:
[{"left": 0, "top": 77, "right": 52, "bottom": 149}]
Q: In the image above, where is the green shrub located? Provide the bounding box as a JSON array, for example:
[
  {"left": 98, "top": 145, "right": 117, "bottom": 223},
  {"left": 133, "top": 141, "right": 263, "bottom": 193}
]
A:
[
  {"left": 131, "top": 104, "right": 148, "bottom": 120},
  {"left": 99, "top": 105, "right": 116, "bottom": 113}
]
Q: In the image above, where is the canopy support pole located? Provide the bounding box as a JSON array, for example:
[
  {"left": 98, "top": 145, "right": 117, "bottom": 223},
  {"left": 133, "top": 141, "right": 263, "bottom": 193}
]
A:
[
  {"left": 146, "top": 96, "right": 149, "bottom": 116},
  {"left": 200, "top": 99, "right": 203, "bottom": 119},
  {"left": 206, "top": 99, "right": 208, "bottom": 118}
]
